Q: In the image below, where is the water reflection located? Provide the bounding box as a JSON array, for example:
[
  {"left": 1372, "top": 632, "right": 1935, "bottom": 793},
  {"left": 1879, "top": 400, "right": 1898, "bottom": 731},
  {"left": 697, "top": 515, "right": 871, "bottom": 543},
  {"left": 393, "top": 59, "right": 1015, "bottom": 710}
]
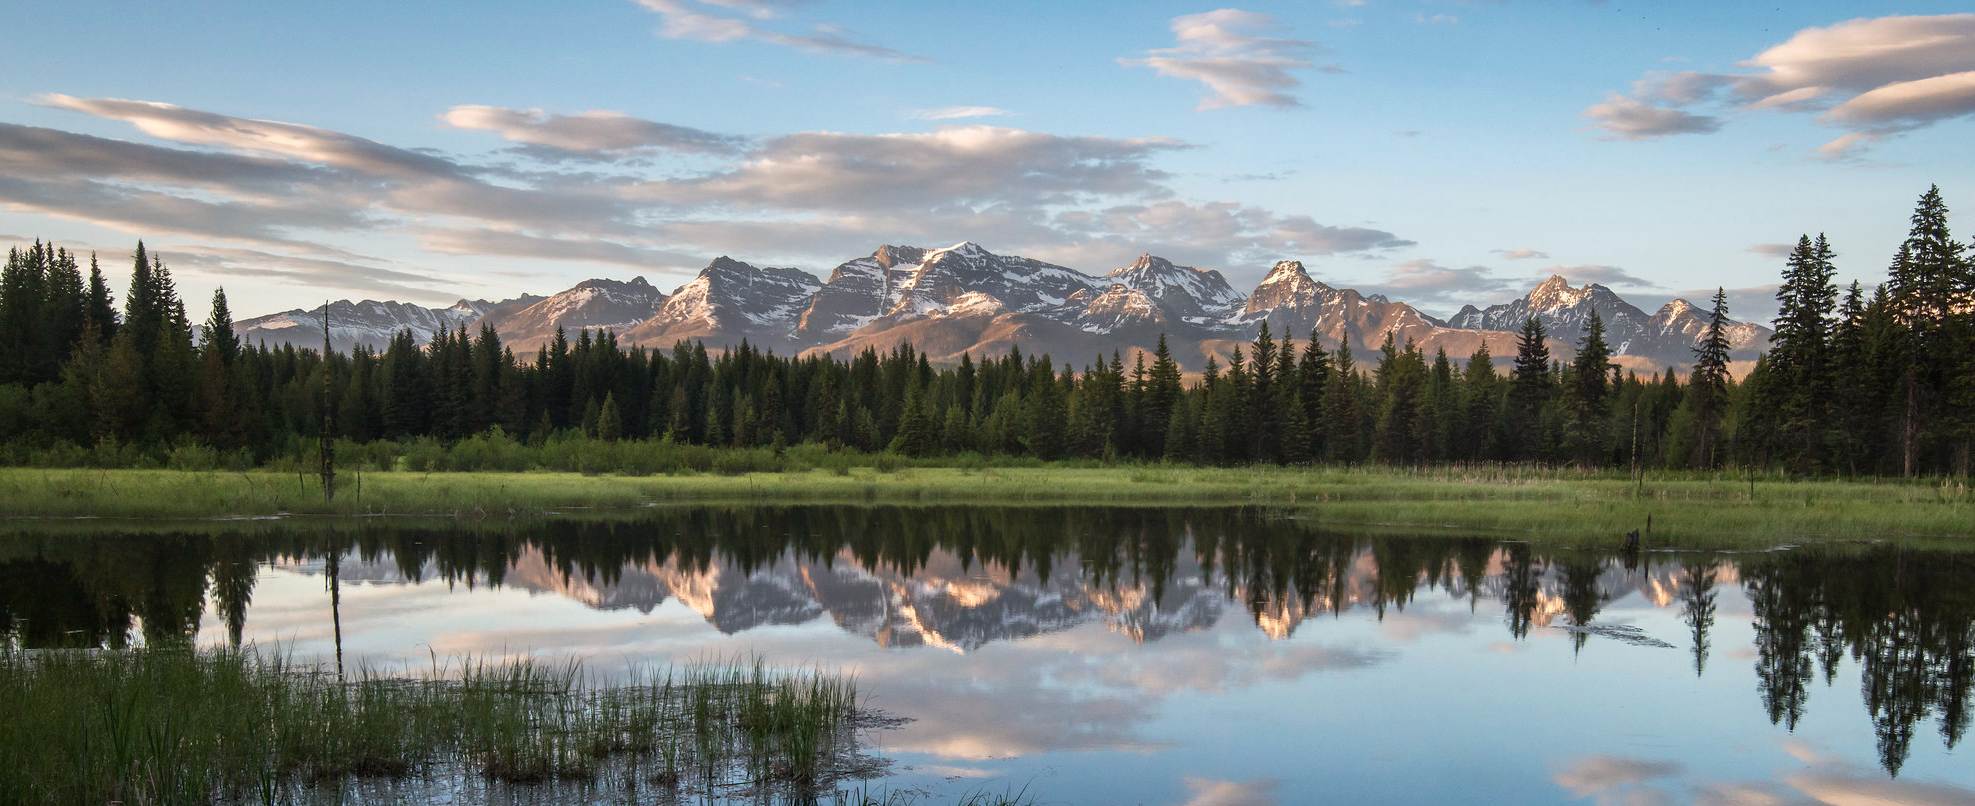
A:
[{"left": 1, "top": 505, "right": 1971, "bottom": 792}]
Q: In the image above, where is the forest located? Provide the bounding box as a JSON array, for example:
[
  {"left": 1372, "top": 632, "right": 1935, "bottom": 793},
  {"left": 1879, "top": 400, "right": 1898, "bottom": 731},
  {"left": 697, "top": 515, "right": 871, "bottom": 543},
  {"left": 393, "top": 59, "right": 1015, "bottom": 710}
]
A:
[{"left": 0, "top": 186, "right": 1968, "bottom": 477}]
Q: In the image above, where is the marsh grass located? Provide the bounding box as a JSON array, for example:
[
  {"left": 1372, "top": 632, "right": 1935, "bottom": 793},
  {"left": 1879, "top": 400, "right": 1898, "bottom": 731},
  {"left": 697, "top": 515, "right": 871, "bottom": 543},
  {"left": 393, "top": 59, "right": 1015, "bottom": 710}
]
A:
[
  {"left": 0, "top": 646, "right": 868, "bottom": 805},
  {"left": 1, "top": 462, "right": 1968, "bottom": 547}
]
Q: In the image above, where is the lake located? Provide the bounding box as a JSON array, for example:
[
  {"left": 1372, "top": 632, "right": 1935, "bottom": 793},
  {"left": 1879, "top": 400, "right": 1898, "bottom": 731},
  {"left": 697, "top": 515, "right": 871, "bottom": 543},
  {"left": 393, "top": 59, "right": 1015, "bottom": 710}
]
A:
[{"left": 3, "top": 505, "right": 1970, "bottom": 804}]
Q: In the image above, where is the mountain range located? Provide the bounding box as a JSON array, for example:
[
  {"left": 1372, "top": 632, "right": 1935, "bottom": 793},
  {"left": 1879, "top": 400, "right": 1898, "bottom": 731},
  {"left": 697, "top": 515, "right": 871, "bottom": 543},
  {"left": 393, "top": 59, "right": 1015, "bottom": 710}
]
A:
[
  {"left": 236, "top": 242, "right": 1771, "bottom": 371},
  {"left": 299, "top": 542, "right": 1699, "bottom": 651}
]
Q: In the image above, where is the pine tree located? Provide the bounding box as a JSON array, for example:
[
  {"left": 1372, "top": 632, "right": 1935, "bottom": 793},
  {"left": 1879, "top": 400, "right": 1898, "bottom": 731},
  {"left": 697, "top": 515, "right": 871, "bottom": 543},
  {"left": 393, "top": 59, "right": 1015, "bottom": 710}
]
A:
[
  {"left": 192, "top": 288, "right": 243, "bottom": 447},
  {"left": 1508, "top": 317, "right": 1553, "bottom": 460},
  {"left": 203, "top": 288, "right": 240, "bottom": 365},
  {"left": 889, "top": 381, "right": 939, "bottom": 456},
  {"left": 1687, "top": 288, "right": 1732, "bottom": 468},
  {"left": 1460, "top": 343, "right": 1500, "bottom": 461},
  {"left": 596, "top": 392, "right": 622, "bottom": 440},
  {"left": 84, "top": 253, "right": 116, "bottom": 344},
  {"left": 0, "top": 245, "right": 42, "bottom": 384},
  {"left": 1564, "top": 310, "right": 1614, "bottom": 464},
  {"left": 1768, "top": 234, "right": 1840, "bottom": 469},
  {"left": 1145, "top": 335, "right": 1183, "bottom": 457},
  {"left": 38, "top": 247, "right": 86, "bottom": 380},
  {"left": 1298, "top": 329, "right": 1330, "bottom": 458},
  {"left": 1324, "top": 346, "right": 1362, "bottom": 463}
]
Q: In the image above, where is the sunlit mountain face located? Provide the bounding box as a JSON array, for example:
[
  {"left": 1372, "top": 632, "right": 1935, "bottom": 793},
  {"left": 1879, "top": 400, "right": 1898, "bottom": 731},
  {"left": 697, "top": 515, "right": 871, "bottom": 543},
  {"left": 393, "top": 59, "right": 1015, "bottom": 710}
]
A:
[{"left": 3, "top": 508, "right": 1969, "bottom": 801}]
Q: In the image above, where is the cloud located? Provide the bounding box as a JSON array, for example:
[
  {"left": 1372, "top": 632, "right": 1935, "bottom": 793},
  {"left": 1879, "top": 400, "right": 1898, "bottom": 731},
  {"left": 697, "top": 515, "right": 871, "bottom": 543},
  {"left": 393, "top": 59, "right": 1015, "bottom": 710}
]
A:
[
  {"left": 1583, "top": 93, "right": 1722, "bottom": 139},
  {"left": 1631, "top": 71, "right": 1734, "bottom": 106},
  {"left": 418, "top": 228, "right": 706, "bottom": 272},
  {"left": 1492, "top": 248, "right": 1549, "bottom": 260},
  {"left": 15, "top": 93, "right": 1411, "bottom": 308},
  {"left": 1360, "top": 258, "right": 1516, "bottom": 309},
  {"left": 1181, "top": 776, "right": 1280, "bottom": 806},
  {"left": 1591, "top": 14, "right": 1975, "bottom": 155},
  {"left": 633, "top": 0, "right": 923, "bottom": 61},
  {"left": 908, "top": 106, "right": 1013, "bottom": 121},
  {"left": 1412, "top": 13, "right": 1458, "bottom": 25},
  {"left": 1543, "top": 264, "right": 1653, "bottom": 288},
  {"left": 1821, "top": 70, "right": 1975, "bottom": 129},
  {"left": 1746, "top": 243, "right": 1793, "bottom": 258},
  {"left": 1785, "top": 771, "right": 1975, "bottom": 804},
  {"left": 440, "top": 105, "right": 745, "bottom": 157},
  {"left": 1121, "top": 9, "right": 1322, "bottom": 109},
  {"left": 637, "top": 125, "right": 1187, "bottom": 210},
  {"left": 1552, "top": 756, "right": 1682, "bottom": 799},
  {"left": 1052, "top": 200, "right": 1412, "bottom": 274},
  {"left": 161, "top": 245, "right": 462, "bottom": 299},
  {"left": 37, "top": 94, "right": 463, "bottom": 180}
]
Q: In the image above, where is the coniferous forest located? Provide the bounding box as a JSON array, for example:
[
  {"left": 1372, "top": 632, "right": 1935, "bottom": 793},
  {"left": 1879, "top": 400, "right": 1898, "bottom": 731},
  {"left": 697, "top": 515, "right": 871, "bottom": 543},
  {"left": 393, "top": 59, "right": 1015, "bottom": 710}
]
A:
[{"left": 1, "top": 186, "right": 1970, "bottom": 476}]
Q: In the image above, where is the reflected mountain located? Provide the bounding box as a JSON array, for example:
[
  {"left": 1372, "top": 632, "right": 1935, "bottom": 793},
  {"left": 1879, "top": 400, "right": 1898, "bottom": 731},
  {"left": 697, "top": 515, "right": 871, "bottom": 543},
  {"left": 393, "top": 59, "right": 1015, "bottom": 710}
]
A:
[{"left": 1, "top": 505, "right": 1969, "bottom": 776}]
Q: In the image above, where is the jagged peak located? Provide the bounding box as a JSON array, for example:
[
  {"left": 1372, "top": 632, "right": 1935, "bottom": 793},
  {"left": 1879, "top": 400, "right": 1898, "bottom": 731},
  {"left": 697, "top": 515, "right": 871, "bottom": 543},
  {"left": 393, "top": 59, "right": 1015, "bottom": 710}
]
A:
[
  {"left": 704, "top": 255, "right": 753, "bottom": 273},
  {"left": 571, "top": 275, "right": 654, "bottom": 291},
  {"left": 1533, "top": 274, "right": 1572, "bottom": 293},
  {"left": 1657, "top": 298, "right": 1698, "bottom": 317},
  {"left": 1260, "top": 259, "right": 1311, "bottom": 285},
  {"left": 930, "top": 241, "right": 989, "bottom": 259},
  {"left": 873, "top": 244, "right": 928, "bottom": 267}
]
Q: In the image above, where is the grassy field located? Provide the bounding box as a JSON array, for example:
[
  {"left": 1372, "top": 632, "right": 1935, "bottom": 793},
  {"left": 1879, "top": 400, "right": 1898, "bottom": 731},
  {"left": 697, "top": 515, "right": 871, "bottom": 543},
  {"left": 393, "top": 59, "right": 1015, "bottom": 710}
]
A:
[
  {"left": 0, "top": 647, "right": 877, "bottom": 805},
  {"left": 0, "top": 464, "right": 1968, "bottom": 547}
]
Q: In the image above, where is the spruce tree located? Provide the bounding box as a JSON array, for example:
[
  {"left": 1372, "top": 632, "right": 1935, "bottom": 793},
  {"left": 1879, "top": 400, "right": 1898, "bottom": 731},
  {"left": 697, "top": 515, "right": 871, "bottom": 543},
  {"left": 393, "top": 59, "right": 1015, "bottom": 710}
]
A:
[
  {"left": 890, "top": 381, "right": 939, "bottom": 456},
  {"left": 1564, "top": 310, "right": 1614, "bottom": 464},
  {"left": 1323, "top": 346, "right": 1361, "bottom": 463},
  {"left": 1461, "top": 344, "right": 1499, "bottom": 461},
  {"left": 203, "top": 288, "right": 240, "bottom": 364},
  {"left": 85, "top": 252, "right": 116, "bottom": 344},
  {"left": 1768, "top": 234, "right": 1840, "bottom": 468},
  {"left": 1688, "top": 288, "right": 1732, "bottom": 468},
  {"left": 1508, "top": 316, "right": 1553, "bottom": 460},
  {"left": 597, "top": 392, "right": 623, "bottom": 440}
]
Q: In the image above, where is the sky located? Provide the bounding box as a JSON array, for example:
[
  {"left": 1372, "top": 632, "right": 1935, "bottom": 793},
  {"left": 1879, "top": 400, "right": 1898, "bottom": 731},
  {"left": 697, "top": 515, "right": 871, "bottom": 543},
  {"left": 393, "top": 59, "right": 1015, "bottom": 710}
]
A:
[{"left": 2, "top": 1, "right": 1972, "bottom": 324}]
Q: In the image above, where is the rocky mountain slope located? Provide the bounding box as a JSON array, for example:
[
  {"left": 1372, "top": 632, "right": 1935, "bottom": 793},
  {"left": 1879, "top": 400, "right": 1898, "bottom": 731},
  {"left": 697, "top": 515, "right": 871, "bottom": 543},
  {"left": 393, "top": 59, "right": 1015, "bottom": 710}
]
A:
[
  {"left": 238, "top": 244, "right": 1766, "bottom": 371},
  {"left": 234, "top": 296, "right": 538, "bottom": 353},
  {"left": 479, "top": 277, "right": 666, "bottom": 353},
  {"left": 1448, "top": 275, "right": 1770, "bottom": 366}
]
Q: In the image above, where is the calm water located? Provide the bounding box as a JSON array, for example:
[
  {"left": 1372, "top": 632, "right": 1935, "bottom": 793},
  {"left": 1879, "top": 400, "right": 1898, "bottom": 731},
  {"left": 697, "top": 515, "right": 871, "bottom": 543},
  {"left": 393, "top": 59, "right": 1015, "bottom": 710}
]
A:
[{"left": 3, "top": 506, "right": 1972, "bottom": 804}]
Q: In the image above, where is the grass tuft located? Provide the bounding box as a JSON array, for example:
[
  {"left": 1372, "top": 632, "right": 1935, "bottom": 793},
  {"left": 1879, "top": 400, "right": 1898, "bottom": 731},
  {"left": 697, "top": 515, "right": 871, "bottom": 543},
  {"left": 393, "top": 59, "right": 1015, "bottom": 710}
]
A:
[{"left": 0, "top": 646, "right": 868, "bottom": 804}]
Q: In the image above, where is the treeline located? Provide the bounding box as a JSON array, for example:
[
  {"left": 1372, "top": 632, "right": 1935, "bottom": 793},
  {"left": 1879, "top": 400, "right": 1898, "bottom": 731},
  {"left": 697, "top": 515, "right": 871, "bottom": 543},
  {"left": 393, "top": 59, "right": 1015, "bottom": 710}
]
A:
[{"left": 0, "top": 186, "right": 1968, "bottom": 475}]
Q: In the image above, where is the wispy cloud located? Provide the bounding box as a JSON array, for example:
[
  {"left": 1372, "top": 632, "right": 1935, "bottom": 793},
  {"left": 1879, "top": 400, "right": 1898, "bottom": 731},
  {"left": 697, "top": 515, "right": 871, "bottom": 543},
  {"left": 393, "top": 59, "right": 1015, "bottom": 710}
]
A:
[
  {"left": 1542, "top": 263, "right": 1654, "bottom": 288},
  {"left": 1360, "top": 258, "right": 1517, "bottom": 310},
  {"left": 1583, "top": 93, "right": 1721, "bottom": 140},
  {"left": 1492, "top": 247, "right": 1549, "bottom": 260},
  {"left": 908, "top": 106, "right": 1013, "bottom": 121},
  {"left": 440, "top": 105, "right": 745, "bottom": 158},
  {"left": 1589, "top": 14, "right": 1975, "bottom": 156},
  {"left": 1121, "top": 9, "right": 1325, "bottom": 109},
  {"left": 15, "top": 94, "right": 1409, "bottom": 304},
  {"left": 632, "top": 0, "right": 925, "bottom": 62}
]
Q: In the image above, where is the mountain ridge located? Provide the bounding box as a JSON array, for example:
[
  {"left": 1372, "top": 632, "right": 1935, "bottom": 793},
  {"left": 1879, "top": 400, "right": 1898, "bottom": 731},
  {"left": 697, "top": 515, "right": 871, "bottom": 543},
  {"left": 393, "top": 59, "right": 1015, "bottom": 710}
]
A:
[{"left": 235, "top": 244, "right": 1771, "bottom": 371}]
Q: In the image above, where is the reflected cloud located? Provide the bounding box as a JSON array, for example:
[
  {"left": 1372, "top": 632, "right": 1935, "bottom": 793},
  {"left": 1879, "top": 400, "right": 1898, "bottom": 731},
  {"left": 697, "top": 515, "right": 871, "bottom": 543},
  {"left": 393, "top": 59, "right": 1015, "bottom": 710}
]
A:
[
  {"left": 1553, "top": 756, "right": 1683, "bottom": 798},
  {"left": 1181, "top": 776, "right": 1279, "bottom": 806}
]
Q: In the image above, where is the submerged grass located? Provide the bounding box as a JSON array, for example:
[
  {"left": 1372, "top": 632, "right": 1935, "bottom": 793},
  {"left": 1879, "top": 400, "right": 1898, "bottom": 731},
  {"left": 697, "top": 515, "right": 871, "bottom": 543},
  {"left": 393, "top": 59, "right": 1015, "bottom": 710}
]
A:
[
  {"left": 0, "top": 646, "right": 868, "bottom": 805},
  {"left": 0, "top": 463, "right": 1968, "bottom": 547}
]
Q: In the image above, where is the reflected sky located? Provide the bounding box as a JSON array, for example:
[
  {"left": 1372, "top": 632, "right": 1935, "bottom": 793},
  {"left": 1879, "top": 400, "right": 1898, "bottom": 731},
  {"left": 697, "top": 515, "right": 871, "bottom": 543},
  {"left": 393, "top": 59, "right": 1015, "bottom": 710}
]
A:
[{"left": 2, "top": 506, "right": 1970, "bottom": 804}]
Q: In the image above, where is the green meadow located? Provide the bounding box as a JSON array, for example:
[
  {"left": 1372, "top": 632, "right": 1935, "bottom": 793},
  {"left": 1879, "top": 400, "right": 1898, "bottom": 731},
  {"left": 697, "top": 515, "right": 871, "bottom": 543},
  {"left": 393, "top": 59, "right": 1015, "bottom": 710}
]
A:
[{"left": 2, "top": 463, "right": 1967, "bottom": 548}]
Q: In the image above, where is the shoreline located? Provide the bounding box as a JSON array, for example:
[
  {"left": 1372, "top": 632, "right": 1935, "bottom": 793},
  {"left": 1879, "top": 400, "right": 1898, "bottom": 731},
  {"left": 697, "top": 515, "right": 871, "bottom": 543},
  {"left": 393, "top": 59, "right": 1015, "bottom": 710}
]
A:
[{"left": 2, "top": 466, "right": 1967, "bottom": 547}]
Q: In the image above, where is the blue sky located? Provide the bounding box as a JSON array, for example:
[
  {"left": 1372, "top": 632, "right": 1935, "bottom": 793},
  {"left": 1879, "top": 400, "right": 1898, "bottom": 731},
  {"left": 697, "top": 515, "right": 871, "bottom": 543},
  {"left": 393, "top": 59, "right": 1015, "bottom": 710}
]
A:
[{"left": 2, "top": 1, "right": 1971, "bottom": 322}]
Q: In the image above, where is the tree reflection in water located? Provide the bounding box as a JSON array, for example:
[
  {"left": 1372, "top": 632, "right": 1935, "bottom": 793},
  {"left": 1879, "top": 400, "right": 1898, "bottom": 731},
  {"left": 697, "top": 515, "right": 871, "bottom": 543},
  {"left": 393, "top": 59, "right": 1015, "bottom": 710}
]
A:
[{"left": 1, "top": 505, "right": 1969, "bottom": 776}]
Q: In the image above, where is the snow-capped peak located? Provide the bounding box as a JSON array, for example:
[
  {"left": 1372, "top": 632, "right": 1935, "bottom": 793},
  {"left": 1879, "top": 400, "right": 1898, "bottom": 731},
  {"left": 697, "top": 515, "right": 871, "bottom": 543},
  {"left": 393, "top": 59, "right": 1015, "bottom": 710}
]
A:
[
  {"left": 932, "top": 241, "right": 990, "bottom": 259},
  {"left": 1657, "top": 298, "right": 1697, "bottom": 318},
  {"left": 1261, "top": 260, "right": 1310, "bottom": 284}
]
